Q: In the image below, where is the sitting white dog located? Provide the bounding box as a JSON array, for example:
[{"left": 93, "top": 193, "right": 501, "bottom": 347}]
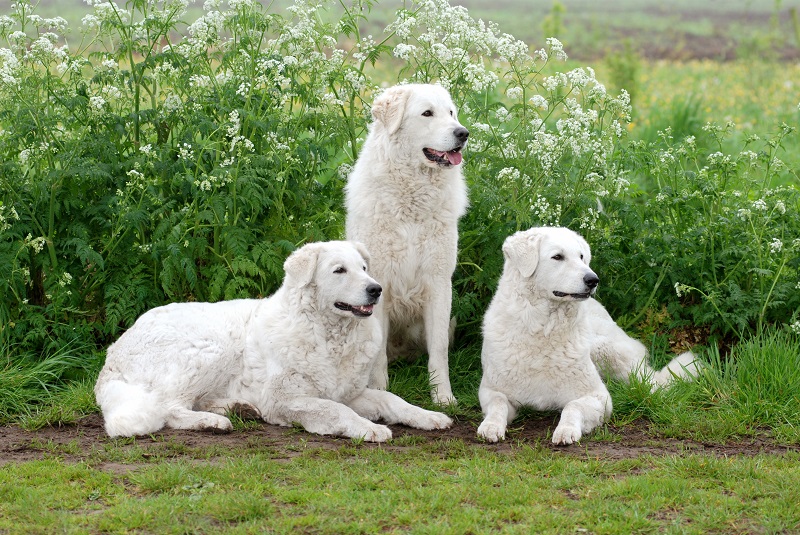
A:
[
  {"left": 477, "top": 227, "right": 702, "bottom": 445},
  {"left": 95, "top": 240, "right": 452, "bottom": 441}
]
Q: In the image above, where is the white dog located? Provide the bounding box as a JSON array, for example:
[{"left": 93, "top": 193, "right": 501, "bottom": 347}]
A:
[
  {"left": 345, "top": 83, "right": 469, "bottom": 405},
  {"left": 477, "top": 227, "right": 702, "bottom": 445},
  {"left": 94, "top": 241, "right": 452, "bottom": 441}
]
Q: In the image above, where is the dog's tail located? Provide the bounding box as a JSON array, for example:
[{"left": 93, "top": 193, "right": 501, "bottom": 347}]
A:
[
  {"left": 651, "top": 351, "right": 704, "bottom": 388},
  {"left": 95, "top": 379, "right": 167, "bottom": 438}
]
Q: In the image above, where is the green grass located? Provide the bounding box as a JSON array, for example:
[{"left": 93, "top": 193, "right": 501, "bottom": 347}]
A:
[{"left": 1, "top": 443, "right": 798, "bottom": 533}]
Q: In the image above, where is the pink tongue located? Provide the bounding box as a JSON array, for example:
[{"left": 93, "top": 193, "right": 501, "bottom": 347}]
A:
[{"left": 447, "top": 151, "right": 462, "bottom": 165}]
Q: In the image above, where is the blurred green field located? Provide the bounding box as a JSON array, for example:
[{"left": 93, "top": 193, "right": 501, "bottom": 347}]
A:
[{"left": 14, "top": 0, "right": 800, "bottom": 59}]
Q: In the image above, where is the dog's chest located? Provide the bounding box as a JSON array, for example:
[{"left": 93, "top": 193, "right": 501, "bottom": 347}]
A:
[{"left": 312, "top": 334, "right": 377, "bottom": 401}]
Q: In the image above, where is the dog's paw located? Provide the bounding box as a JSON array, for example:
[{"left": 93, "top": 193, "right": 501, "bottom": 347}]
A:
[
  {"left": 360, "top": 423, "right": 393, "bottom": 443},
  {"left": 230, "top": 401, "right": 262, "bottom": 421},
  {"left": 432, "top": 388, "right": 457, "bottom": 407},
  {"left": 552, "top": 424, "right": 581, "bottom": 445},
  {"left": 200, "top": 414, "right": 234, "bottom": 434},
  {"left": 477, "top": 420, "right": 506, "bottom": 443},
  {"left": 414, "top": 411, "right": 453, "bottom": 430}
]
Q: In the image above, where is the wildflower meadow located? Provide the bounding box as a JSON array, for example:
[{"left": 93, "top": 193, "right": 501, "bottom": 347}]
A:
[{"left": 0, "top": 0, "right": 799, "bottom": 423}]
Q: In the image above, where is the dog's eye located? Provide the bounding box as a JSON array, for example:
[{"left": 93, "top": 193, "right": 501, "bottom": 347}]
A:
[
  {"left": 362, "top": 265, "right": 367, "bottom": 271},
  {"left": 449, "top": 110, "right": 454, "bottom": 116},
  {"left": 580, "top": 254, "right": 584, "bottom": 260},
  {"left": 552, "top": 254, "right": 564, "bottom": 261},
  {"left": 333, "top": 267, "right": 346, "bottom": 274},
  {"left": 422, "top": 110, "right": 433, "bottom": 117}
]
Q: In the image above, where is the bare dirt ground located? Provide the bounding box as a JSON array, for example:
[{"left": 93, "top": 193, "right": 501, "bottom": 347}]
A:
[{"left": 1, "top": 414, "right": 797, "bottom": 468}]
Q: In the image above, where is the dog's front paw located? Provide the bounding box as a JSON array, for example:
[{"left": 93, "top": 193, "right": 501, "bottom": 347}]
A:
[
  {"left": 432, "top": 388, "right": 457, "bottom": 407},
  {"left": 360, "top": 423, "right": 393, "bottom": 443},
  {"left": 552, "top": 424, "right": 581, "bottom": 445},
  {"left": 477, "top": 420, "right": 506, "bottom": 443},
  {"left": 415, "top": 411, "right": 453, "bottom": 431}
]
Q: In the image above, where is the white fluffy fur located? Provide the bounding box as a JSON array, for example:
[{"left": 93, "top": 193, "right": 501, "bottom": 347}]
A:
[
  {"left": 95, "top": 240, "right": 452, "bottom": 441},
  {"left": 345, "top": 83, "right": 469, "bottom": 405},
  {"left": 477, "top": 227, "right": 703, "bottom": 445}
]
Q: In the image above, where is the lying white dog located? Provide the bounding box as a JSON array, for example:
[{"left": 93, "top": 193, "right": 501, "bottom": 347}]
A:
[
  {"left": 95, "top": 240, "right": 452, "bottom": 441},
  {"left": 477, "top": 227, "right": 702, "bottom": 445},
  {"left": 345, "top": 83, "right": 469, "bottom": 405}
]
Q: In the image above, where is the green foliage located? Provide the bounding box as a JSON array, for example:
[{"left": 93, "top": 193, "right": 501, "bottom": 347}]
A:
[
  {"left": 0, "top": 341, "right": 97, "bottom": 424},
  {"left": 541, "top": 1, "right": 566, "bottom": 43},
  {"left": 605, "top": 39, "right": 640, "bottom": 106}
]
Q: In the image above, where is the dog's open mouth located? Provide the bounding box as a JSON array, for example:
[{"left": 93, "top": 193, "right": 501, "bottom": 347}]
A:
[
  {"left": 423, "top": 147, "right": 463, "bottom": 166},
  {"left": 334, "top": 302, "right": 375, "bottom": 317},
  {"left": 553, "top": 291, "right": 593, "bottom": 300}
]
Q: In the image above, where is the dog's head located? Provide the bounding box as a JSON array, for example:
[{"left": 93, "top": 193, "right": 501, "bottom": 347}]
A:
[
  {"left": 501, "top": 227, "right": 598, "bottom": 301},
  {"left": 370, "top": 83, "right": 469, "bottom": 169},
  {"left": 283, "top": 241, "right": 382, "bottom": 318}
]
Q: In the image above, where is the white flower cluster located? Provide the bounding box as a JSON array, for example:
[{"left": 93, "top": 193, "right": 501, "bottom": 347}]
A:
[
  {"left": 0, "top": 203, "right": 19, "bottom": 233},
  {"left": 531, "top": 194, "right": 561, "bottom": 226},
  {"left": 0, "top": 47, "right": 21, "bottom": 88},
  {"left": 225, "top": 109, "right": 255, "bottom": 160},
  {"left": 386, "top": 0, "right": 524, "bottom": 92}
]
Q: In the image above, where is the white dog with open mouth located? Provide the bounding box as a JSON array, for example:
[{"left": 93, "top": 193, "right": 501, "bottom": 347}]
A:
[
  {"left": 477, "top": 227, "right": 702, "bottom": 445},
  {"left": 345, "top": 83, "right": 469, "bottom": 405},
  {"left": 94, "top": 240, "right": 452, "bottom": 441}
]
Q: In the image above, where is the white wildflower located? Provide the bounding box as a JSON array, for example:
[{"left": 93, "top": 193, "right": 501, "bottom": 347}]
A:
[
  {"left": 674, "top": 282, "right": 691, "bottom": 297},
  {"left": 393, "top": 43, "right": 416, "bottom": 60},
  {"left": 89, "top": 95, "right": 106, "bottom": 113},
  {"left": 769, "top": 238, "right": 783, "bottom": 254},
  {"left": 529, "top": 94, "right": 548, "bottom": 110},
  {"left": 506, "top": 86, "right": 523, "bottom": 100},
  {"left": 163, "top": 94, "right": 183, "bottom": 113},
  {"left": 178, "top": 143, "right": 194, "bottom": 160}
]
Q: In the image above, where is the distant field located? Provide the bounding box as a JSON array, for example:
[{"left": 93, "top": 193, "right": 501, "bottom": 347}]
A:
[{"left": 5, "top": 0, "right": 800, "bottom": 60}]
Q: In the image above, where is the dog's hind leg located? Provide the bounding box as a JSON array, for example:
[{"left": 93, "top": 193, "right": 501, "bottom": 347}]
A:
[
  {"left": 95, "top": 379, "right": 168, "bottom": 438},
  {"left": 165, "top": 406, "right": 233, "bottom": 433},
  {"left": 552, "top": 391, "right": 611, "bottom": 445},
  {"left": 476, "top": 387, "right": 517, "bottom": 442},
  {"left": 194, "top": 398, "right": 262, "bottom": 420}
]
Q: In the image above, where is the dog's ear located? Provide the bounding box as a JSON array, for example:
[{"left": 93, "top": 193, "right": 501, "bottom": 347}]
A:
[
  {"left": 577, "top": 234, "right": 592, "bottom": 266},
  {"left": 502, "top": 229, "right": 542, "bottom": 278},
  {"left": 371, "top": 85, "right": 410, "bottom": 135},
  {"left": 351, "top": 241, "right": 371, "bottom": 269},
  {"left": 283, "top": 243, "right": 319, "bottom": 288}
]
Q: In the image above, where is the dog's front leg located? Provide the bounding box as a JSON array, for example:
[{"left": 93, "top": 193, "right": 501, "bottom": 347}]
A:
[
  {"left": 368, "top": 299, "right": 390, "bottom": 390},
  {"left": 423, "top": 279, "right": 455, "bottom": 405},
  {"left": 268, "top": 396, "right": 393, "bottom": 442},
  {"left": 552, "top": 391, "right": 611, "bottom": 445},
  {"left": 476, "top": 386, "right": 516, "bottom": 442},
  {"left": 347, "top": 388, "right": 452, "bottom": 430}
]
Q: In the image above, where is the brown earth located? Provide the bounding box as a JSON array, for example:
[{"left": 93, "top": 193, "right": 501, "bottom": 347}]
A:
[{"left": 1, "top": 414, "right": 797, "bottom": 469}]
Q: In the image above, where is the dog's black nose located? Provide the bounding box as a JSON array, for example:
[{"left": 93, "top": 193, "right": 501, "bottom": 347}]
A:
[
  {"left": 366, "top": 283, "right": 382, "bottom": 299},
  {"left": 454, "top": 127, "right": 469, "bottom": 142},
  {"left": 583, "top": 273, "right": 599, "bottom": 289}
]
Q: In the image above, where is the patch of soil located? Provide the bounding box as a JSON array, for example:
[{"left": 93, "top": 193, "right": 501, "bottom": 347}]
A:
[{"left": 1, "top": 414, "right": 796, "bottom": 468}]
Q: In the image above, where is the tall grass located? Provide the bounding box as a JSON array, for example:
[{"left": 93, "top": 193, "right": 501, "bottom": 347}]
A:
[{"left": 608, "top": 328, "right": 800, "bottom": 443}]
